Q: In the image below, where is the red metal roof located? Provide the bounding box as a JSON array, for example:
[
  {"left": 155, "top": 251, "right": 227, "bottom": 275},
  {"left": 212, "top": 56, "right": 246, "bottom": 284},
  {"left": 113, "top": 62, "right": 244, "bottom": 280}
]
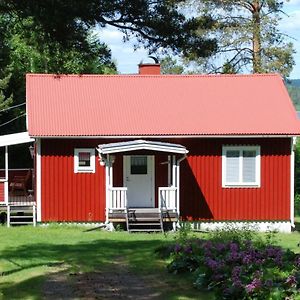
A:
[{"left": 26, "top": 73, "right": 300, "bottom": 137}]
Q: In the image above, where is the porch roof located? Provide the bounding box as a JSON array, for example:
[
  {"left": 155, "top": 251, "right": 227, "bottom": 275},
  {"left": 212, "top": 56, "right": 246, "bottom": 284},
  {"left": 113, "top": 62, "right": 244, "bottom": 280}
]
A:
[
  {"left": 97, "top": 139, "right": 188, "bottom": 154},
  {"left": 0, "top": 132, "right": 34, "bottom": 147}
]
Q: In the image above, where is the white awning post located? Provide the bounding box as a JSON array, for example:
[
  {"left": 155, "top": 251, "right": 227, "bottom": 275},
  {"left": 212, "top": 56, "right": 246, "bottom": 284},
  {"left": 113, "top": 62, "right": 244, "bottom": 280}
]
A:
[
  {"left": 167, "top": 155, "right": 171, "bottom": 186},
  {"left": 4, "top": 146, "right": 8, "bottom": 205},
  {"left": 171, "top": 155, "right": 177, "bottom": 212},
  {"left": 105, "top": 154, "right": 115, "bottom": 222},
  {"left": 176, "top": 162, "right": 180, "bottom": 216},
  {"left": 105, "top": 154, "right": 110, "bottom": 223}
]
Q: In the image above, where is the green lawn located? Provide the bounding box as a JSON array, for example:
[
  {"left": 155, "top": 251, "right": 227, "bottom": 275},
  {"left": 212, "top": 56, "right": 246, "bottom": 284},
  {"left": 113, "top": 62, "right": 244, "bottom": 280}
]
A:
[
  {"left": 0, "top": 225, "right": 299, "bottom": 300},
  {"left": 0, "top": 225, "right": 213, "bottom": 300}
]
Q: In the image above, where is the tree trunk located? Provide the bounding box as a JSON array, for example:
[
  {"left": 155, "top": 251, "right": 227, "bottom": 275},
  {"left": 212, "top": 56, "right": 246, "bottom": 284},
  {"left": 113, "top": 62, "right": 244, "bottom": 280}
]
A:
[{"left": 252, "top": 0, "right": 262, "bottom": 73}]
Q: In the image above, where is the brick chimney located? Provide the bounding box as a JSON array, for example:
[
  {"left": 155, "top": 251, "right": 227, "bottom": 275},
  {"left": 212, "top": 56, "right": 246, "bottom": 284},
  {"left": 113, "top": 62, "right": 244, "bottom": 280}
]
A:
[{"left": 138, "top": 63, "right": 161, "bottom": 75}]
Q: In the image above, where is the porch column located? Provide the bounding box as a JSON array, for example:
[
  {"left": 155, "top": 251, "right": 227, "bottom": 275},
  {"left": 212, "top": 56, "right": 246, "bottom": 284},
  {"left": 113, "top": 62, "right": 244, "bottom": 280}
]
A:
[
  {"left": 171, "top": 155, "right": 178, "bottom": 213},
  {"left": 167, "top": 155, "right": 171, "bottom": 186},
  {"left": 105, "top": 154, "right": 114, "bottom": 223},
  {"left": 4, "top": 146, "right": 8, "bottom": 205},
  {"left": 176, "top": 161, "right": 180, "bottom": 216}
]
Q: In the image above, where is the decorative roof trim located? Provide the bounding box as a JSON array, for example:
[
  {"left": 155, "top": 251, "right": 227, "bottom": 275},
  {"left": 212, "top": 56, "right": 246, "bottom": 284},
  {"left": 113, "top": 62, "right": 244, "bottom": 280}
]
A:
[{"left": 97, "top": 140, "right": 188, "bottom": 154}]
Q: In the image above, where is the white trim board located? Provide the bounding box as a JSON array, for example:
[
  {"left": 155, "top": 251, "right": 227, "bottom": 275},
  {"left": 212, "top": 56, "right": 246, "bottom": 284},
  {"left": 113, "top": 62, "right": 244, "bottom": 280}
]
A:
[
  {"left": 181, "top": 221, "right": 292, "bottom": 233},
  {"left": 36, "top": 139, "right": 42, "bottom": 222},
  {"left": 0, "top": 132, "right": 34, "bottom": 147},
  {"left": 98, "top": 140, "right": 188, "bottom": 155},
  {"left": 30, "top": 135, "right": 299, "bottom": 139},
  {"left": 222, "top": 145, "right": 261, "bottom": 188}
]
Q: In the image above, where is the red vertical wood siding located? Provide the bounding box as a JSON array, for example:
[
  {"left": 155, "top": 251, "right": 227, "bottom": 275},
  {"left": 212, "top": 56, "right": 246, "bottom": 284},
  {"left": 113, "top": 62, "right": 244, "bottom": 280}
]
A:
[
  {"left": 177, "top": 138, "right": 291, "bottom": 221},
  {"left": 0, "top": 182, "right": 4, "bottom": 202},
  {"left": 41, "top": 139, "right": 106, "bottom": 222},
  {"left": 41, "top": 138, "right": 291, "bottom": 222}
]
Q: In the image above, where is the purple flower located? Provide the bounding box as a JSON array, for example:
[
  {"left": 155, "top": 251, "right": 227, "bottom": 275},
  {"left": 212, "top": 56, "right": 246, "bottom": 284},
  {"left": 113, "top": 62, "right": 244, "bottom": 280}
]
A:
[
  {"left": 265, "top": 279, "right": 273, "bottom": 288},
  {"left": 232, "top": 267, "right": 243, "bottom": 288},
  {"left": 245, "top": 278, "right": 261, "bottom": 294},
  {"left": 227, "top": 250, "right": 240, "bottom": 262},
  {"left": 245, "top": 283, "right": 256, "bottom": 294},
  {"left": 285, "top": 275, "right": 297, "bottom": 287},
  {"left": 232, "top": 266, "right": 241, "bottom": 278},
  {"left": 174, "top": 244, "right": 181, "bottom": 253},
  {"left": 215, "top": 242, "right": 226, "bottom": 252},
  {"left": 242, "top": 254, "right": 252, "bottom": 265},
  {"left": 274, "top": 255, "right": 283, "bottom": 267},
  {"left": 230, "top": 242, "right": 239, "bottom": 252},
  {"left": 205, "top": 258, "right": 219, "bottom": 270},
  {"left": 184, "top": 245, "right": 193, "bottom": 254}
]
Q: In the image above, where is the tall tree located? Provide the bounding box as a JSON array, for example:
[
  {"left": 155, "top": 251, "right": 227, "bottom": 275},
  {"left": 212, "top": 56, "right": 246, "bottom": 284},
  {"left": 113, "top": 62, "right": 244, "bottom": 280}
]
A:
[
  {"left": 0, "top": 13, "right": 117, "bottom": 133},
  {"left": 183, "top": 0, "right": 295, "bottom": 76},
  {"left": 0, "top": 0, "right": 217, "bottom": 59}
]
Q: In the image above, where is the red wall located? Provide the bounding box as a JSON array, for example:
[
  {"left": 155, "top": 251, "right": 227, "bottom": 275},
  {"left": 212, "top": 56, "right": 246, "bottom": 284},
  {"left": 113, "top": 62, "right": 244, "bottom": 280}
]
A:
[
  {"left": 178, "top": 138, "right": 291, "bottom": 221},
  {"left": 0, "top": 182, "right": 4, "bottom": 202},
  {"left": 41, "top": 139, "right": 106, "bottom": 222},
  {"left": 40, "top": 138, "right": 291, "bottom": 222}
]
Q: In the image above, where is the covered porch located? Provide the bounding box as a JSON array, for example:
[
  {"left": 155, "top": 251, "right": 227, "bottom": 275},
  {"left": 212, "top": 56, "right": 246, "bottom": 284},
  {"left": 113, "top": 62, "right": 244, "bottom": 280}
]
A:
[
  {"left": 97, "top": 140, "right": 188, "bottom": 230},
  {"left": 0, "top": 132, "right": 36, "bottom": 226}
]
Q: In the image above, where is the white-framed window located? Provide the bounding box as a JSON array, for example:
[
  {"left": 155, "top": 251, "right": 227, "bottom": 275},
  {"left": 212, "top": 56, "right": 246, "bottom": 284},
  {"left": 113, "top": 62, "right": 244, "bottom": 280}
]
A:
[
  {"left": 74, "top": 148, "right": 95, "bottom": 173},
  {"left": 222, "top": 145, "right": 260, "bottom": 187}
]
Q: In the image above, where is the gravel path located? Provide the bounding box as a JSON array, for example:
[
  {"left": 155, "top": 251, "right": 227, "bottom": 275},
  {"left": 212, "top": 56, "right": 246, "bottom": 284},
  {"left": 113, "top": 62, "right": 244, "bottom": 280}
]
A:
[{"left": 42, "top": 261, "right": 163, "bottom": 300}]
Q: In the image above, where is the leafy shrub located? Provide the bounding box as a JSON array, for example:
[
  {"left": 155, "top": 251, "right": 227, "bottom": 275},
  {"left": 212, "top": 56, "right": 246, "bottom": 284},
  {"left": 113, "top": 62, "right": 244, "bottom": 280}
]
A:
[
  {"left": 295, "top": 194, "right": 300, "bottom": 217},
  {"left": 167, "top": 232, "right": 300, "bottom": 299}
]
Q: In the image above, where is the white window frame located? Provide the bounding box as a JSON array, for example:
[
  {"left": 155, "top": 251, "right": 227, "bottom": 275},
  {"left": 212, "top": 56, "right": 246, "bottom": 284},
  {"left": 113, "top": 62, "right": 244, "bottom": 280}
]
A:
[
  {"left": 222, "top": 145, "right": 261, "bottom": 188},
  {"left": 74, "top": 148, "right": 95, "bottom": 173}
]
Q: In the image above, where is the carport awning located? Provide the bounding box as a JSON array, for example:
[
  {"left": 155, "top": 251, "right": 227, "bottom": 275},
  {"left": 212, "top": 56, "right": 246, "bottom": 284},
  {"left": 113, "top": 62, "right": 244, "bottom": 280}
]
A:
[
  {"left": 0, "top": 132, "right": 34, "bottom": 147},
  {"left": 97, "top": 139, "right": 188, "bottom": 154}
]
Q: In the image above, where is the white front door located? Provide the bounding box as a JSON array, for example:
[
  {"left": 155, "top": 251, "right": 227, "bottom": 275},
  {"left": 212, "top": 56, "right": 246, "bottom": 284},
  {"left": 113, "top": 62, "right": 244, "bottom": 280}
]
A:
[{"left": 124, "top": 155, "right": 154, "bottom": 208}]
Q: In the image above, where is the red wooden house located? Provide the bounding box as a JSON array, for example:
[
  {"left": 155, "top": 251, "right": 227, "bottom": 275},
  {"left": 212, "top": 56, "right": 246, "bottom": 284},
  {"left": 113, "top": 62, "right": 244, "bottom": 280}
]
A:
[{"left": 2, "top": 63, "right": 300, "bottom": 231}]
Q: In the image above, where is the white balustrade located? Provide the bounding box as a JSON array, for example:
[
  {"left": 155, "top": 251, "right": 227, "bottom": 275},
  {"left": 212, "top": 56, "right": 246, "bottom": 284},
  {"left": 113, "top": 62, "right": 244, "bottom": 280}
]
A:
[
  {"left": 159, "top": 187, "right": 177, "bottom": 211},
  {"left": 109, "top": 187, "right": 127, "bottom": 210}
]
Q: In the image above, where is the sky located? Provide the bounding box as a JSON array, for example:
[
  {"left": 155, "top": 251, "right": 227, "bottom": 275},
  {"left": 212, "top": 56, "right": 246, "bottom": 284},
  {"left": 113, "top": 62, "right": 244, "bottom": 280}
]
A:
[{"left": 98, "top": 1, "right": 300, "bottom": 78}]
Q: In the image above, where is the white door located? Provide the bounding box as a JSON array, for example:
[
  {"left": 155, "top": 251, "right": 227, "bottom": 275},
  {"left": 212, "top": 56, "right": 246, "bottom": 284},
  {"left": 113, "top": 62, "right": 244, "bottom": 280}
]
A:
[{"left": 124, "top": 155, "right": 154, "bottom": 208}]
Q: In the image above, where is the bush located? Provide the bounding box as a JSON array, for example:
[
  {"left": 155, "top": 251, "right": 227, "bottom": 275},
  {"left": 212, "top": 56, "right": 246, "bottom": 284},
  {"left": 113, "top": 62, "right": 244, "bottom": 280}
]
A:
[
  {"left": 167, "top": 230, "right": 300, "bottom": 299},
  {"left": 295, "top": 194, "right": 300, "bottom": 217}
]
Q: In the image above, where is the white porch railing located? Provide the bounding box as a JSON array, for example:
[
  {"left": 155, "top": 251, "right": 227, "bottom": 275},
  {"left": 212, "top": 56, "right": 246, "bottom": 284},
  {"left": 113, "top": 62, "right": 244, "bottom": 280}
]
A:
[
  {"left": 159, "top": 187, "right": 177, "bottom": 211},
  {"left": 108, "top": 187, "right": 127, "bottom": 210}
]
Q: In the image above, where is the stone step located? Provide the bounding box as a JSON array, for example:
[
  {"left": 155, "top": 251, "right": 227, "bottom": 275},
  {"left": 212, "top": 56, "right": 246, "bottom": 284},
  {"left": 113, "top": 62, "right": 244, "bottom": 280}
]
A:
[
  {"left": 127, "top": 208, "right": 159, "bottom": 213},
  {"left": 10, "top": 221, "right": 34, "bottom": 225},
  {"left": 129, "top": 228, "right": 163, "bottom": 232},
  {"left": 128, "top": 222, "right": 161, "bottom": 226},
  {"left": 10, "top": 215, "right": 34, "bottom": 219}
]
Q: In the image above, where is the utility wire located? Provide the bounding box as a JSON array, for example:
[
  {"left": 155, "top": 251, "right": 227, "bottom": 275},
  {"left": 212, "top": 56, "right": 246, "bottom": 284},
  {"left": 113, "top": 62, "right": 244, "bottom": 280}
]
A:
[
  {"left": 0, "top": 113, "right": 26, "bottom": 128},
  {"left": 0, "top": 102, "right": 25, "bottom": 113}
]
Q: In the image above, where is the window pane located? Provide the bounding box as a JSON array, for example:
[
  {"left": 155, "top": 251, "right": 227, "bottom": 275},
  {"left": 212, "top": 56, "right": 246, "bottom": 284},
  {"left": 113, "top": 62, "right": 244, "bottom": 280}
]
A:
[
  {"left": 79, "top": 152, "right": 91, "bottom": 167},
  {"left": 226, "top": 150, "right": 239, "bottom": 183},
  {"left": 131, "top": 156, "right": 147, "bottom": 174},
  {"left": 242, "top": 150, "right": 256, "bottom": 183}
]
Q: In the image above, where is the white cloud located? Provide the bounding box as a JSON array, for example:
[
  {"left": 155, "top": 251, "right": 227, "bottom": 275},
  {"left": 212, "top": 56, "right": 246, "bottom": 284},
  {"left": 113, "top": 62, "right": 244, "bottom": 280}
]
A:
[
  {"left": 280, "top": 10, "right": 300, "bottom": 31},
  {"left": 286, "top": 0, "right": 300, "bottom": 7}
]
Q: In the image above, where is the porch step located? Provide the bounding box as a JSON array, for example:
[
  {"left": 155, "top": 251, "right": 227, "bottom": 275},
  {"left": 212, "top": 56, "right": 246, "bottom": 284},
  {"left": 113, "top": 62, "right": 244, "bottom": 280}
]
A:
[
  {"left": 126, "top": 208, "right": 163, "bottom": 233},
  {"left": 7, "top": 205, "right": 36, "bottom": 227}
]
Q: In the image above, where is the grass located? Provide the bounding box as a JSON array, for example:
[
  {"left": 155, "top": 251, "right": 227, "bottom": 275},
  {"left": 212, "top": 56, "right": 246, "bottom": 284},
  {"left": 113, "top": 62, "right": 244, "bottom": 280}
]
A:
[
  {"left": 0, "top": 224, "right": 299, "bottom": 300},
  {"left": 0, "top": 225, "right": 212, "bottom": 300}
]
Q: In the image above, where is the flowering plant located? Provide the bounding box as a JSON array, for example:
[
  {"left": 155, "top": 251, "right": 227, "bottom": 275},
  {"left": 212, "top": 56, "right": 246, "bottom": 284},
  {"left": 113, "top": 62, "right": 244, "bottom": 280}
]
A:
[{"left": 167, "top": 231, "right": 300, "bottom": 299}]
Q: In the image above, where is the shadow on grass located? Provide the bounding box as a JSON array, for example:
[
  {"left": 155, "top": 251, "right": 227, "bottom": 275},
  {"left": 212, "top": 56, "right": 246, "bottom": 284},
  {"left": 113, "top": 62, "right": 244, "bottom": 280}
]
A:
[
  {"left": 0, "top": 274, "right": 45, "bottom": 300},
  {"left": 0, "top": 237, "right": 209, "bottom": 299}
]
